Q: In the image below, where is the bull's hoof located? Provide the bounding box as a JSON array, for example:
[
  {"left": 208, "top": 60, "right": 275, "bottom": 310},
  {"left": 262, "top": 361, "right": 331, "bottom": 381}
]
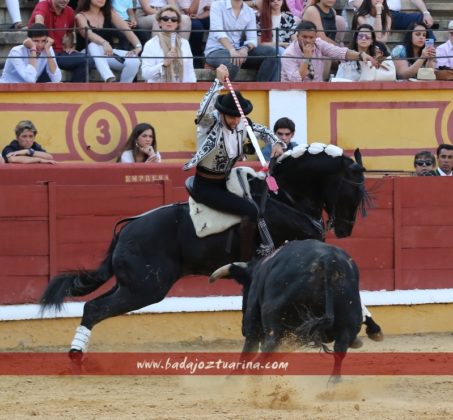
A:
[
  {"left": 328, "top": 374, "right": 342, "bottom": 386},
  {"left": 364, "top": 316, "right": 384, "bottom": 342},
  {"left": 350, "top": 337, "right": 363, "bottom": 349},
  {"left": 68, "top": 349, "right": 84, "bottom": 363}
]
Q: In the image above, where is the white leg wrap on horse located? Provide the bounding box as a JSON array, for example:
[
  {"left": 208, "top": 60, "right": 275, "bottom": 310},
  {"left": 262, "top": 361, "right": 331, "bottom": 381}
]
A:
[
  {"left": 361, "top": 303, "right": 372, "bottom": 322},
  {"left": 70, "top": 326, "right": 92, "bottom": 352}
]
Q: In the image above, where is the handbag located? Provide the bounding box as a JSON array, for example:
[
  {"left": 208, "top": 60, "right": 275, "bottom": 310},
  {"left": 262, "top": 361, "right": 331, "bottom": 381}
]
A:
[
  {"left": 435, "top": 69, "right": 453, "bottom": 81},
  {"left": 417, "top": 67, "right": 436, "bottom": 80},
  {"left": 359, "top": 58, "right": 396, "bottom": 82}
]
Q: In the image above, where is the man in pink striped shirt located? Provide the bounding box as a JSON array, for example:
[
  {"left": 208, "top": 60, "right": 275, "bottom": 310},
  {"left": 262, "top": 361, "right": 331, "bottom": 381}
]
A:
[{"left": 281, "top": 20, "right": 376, "bottom": 82}]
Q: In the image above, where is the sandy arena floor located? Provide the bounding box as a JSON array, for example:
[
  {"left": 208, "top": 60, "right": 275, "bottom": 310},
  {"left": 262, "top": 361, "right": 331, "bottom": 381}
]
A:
[{"left": 1, "top": 332, "right": 453, "bottom": 419}]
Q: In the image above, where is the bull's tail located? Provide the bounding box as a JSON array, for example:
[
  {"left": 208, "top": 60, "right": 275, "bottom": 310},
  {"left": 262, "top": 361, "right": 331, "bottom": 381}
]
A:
[
  {"left": 294, "top": 254, "right": 335, "bottom": 352},
  {"left": 294, "top": 311, "right": 334, "bottom": 353},
  {"left": 40, "top": 233, "right": 119, "bottom": 312}
]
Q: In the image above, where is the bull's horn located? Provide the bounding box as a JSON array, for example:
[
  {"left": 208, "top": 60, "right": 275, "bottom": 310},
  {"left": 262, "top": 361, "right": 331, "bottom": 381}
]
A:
[
  {"left": 208, "top": 262, "right": 248, "bottom": 284},
  {"left": 209, "top": 264, "right": 232, "bottom": 284}
]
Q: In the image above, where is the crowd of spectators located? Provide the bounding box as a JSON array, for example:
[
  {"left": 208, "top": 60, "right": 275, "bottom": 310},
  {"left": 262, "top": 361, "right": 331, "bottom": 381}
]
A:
[{"left": 0, "top": 0, "right": 452, "bottom": 83}]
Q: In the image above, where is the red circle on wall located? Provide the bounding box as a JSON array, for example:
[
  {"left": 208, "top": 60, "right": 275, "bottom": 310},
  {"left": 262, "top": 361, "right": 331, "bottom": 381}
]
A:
[
  {"left": 448, "top": 109, "right": 453, "bottom": 143},
  {"left": 78, "top": 102, "right": 127, "bottom": 161}
]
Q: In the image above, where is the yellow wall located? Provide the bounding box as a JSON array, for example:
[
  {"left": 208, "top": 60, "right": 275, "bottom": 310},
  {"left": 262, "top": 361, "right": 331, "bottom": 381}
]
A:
[
  {"left": 1, "top": 84, "right": 452, "bottom": 170},
  {"left": 306, "top": 87, "right": 453, "bottom": 171},
  {"left": 0, "top": 88, "right": 268, "bottom": 163},
  {"left": 1, "top": 304, "right": 452, "bottom": 350}
]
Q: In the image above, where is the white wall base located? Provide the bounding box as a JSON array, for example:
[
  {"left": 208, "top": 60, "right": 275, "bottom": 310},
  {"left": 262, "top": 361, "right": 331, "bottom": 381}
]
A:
[{"left": 3, "top": 289, "right": 453, "bottom": 321}]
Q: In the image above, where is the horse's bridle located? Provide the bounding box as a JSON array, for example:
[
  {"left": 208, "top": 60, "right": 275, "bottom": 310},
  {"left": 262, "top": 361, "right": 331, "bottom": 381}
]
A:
[{"left": 326, "top": 177, "right": 365, "bottom": 231}]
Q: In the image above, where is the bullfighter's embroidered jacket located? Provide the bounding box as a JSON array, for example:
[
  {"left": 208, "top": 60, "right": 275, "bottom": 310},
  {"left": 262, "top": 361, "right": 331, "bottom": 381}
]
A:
[{"left": 183, "top": 79, "right": 279, "bottom": 175}]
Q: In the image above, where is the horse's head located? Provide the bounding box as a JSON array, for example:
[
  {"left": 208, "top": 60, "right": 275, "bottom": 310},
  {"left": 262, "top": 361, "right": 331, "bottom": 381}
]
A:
[
  {"left": 269, "top": 145, "right": 370, "bottom": 241},
  {"left": 329, "top": 149, "right": 369, "bottom": 238}
]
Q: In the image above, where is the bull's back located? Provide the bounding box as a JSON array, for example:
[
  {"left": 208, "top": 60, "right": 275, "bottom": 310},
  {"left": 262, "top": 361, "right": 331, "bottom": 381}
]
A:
[{"left": 258, "top": 240, "right": 361, "bottom": 313}]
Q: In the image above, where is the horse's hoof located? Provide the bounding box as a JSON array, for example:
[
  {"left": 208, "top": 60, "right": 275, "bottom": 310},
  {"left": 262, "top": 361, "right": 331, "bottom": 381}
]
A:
[
  {"left": 350, "top": 337, "right": 363, "bottom": 349},
  {"left": 68, "top": 349, "right": 84, "bottom": 363},
  {"left": 364, "top": 316, "right": 384, "bottom": 342},
  {"left": 367, "top": 331, "right": 384, "bottom": 342}
]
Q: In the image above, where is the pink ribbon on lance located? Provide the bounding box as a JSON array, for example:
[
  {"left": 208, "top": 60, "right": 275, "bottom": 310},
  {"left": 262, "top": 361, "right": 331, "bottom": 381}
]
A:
[{"left": 224, "top": 77, "right": 279, "bottom": 193}]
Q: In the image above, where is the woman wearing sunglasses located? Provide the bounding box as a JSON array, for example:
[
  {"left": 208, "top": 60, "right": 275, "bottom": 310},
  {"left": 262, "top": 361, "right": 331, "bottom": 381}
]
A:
[
  {"left": 334, "top": 24, "right": 395, "bottom": 81},
  {"left": 135, "top": 0, "right": 192, "bottom": 44},
  {"left": 141, "top": 5, "right": 196, "bottom": 82}
]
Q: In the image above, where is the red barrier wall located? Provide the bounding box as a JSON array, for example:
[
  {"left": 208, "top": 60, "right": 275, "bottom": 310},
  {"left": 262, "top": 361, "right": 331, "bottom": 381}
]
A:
[{"left": 0, "top": 164, "right": 452, "bottom": 305}]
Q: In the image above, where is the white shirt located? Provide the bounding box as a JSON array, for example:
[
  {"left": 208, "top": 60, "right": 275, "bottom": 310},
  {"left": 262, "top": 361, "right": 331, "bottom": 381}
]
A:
[
  {"left": 222, "top": 126, "right": 240, "bottom": 158},
  {"left": 147, "top": 0, "right": 166, "bottom": 7},
  {"left": 0, "top": 45, "right": 62, "bottom": 83},
  {"left": 271, "top": 15, "right": 281, "bottom": 42},
  {"left": 196, "top": 0, "right": 211, "bottom": 15},
  {"left": 119, "top": 149, "right": 162, "bottom": 163},
  {"left": 437, "top": 168, "right": 453, "bottom": 176},
  {"left": 204, "top": 0, "right": 258, "bottom": 56},
  {"left": 349, "top": 0, "right": 401, "bottom": 11},
  {"left": 386, "top": 0, "right": 401, "bottom": 11},
  {"left": 177, "top": 0, "right": 191, "bottom": 9},
  {"left": 141, "top": 36, "right": 196, "bottom": 83},
  {"left": 436, "top": 39, "right": 453, "bottom": 69},
  {"left": 173, "top": 0, "right": 211, "bottom": 12}
]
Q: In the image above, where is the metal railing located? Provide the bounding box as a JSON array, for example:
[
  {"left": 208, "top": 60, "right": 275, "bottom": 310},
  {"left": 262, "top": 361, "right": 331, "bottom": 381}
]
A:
[{"left": 0, "top": 26, "right": 452, "bottom": 82}]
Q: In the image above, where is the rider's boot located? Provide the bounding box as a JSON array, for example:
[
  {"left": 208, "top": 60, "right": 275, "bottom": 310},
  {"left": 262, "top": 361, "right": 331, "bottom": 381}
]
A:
[{"left": 239, "top": 217, "right": 257, "bottom": 261}]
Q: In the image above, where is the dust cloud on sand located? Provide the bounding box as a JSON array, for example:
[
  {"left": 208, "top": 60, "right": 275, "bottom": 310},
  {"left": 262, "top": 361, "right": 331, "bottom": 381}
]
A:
[{"left": 1, "top": 333, "right": 453, "bottom": 419}]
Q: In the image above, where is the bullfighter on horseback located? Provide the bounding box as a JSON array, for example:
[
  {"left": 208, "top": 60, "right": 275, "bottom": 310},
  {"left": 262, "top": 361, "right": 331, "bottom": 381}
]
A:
[{"left": 184, "top": 64, "right": 285, "bottom": 259}]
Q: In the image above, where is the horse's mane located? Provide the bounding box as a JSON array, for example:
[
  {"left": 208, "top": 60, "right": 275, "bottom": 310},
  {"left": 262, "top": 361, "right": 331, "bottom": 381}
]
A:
[
  {"left": 272, "top": 143, "right": 372, "bottom": 223},
  {"left": 357, "top": 181, "right": 373, "bottom": 218},
  {"left": 275, "top": 145, "right": 350, "bottom": 178}
]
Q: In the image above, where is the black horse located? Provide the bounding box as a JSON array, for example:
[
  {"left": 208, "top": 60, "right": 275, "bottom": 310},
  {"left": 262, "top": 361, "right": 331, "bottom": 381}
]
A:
[{"left": 40, "top": 148, "right": 370, "bottom": 355}]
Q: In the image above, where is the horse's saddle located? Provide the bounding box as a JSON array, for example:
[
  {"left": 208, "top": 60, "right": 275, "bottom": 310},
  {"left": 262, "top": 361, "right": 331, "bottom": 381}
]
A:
[{"left": 186, "top": 167, "right": 265, "bottom": 238}]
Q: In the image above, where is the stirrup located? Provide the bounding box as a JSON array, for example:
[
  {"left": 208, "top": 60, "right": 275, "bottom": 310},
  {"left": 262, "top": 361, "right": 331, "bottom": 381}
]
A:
[
  {"left": 257, "top": 243, "right": 274, "bottom": 257},
  {"left": 257, "top": 218, "right": 274, "bottom": 249}
]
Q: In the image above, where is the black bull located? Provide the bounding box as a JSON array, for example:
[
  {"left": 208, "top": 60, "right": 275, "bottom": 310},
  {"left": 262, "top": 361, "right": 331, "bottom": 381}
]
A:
[{"left": 209, "top": 239, "right": 363, "bottom": 378}]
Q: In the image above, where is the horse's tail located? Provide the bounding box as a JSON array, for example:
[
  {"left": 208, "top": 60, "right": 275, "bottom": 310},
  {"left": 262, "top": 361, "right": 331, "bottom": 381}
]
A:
[{"left": 40, "top": 233, "right": 119, "bottom": 312}]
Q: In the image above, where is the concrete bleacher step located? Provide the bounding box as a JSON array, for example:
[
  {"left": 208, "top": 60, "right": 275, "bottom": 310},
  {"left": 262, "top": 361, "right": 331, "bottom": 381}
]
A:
[
  {"left": 339, "top": 0, "right": 453, "bottom": 13},
  {"left": 59, "top": 67, "right": 256, "bottom": 83},
  {"left": 338, "top": 0, "right": 453, "bottom": 48},
  {"left": 340, "top": 0, "right": 453, "bottom": 24},
  {"left": 195, "top": 68, "right": 256, "bottom": 82},
  {"left": 0, "top": 28, "right": 26, "bottom": 66},
  {"left": 0, "top": 0, "right": 451, "bottom": 80},
  {"left": 0, "top": 0, "right": 34, "bottom": 27}
]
